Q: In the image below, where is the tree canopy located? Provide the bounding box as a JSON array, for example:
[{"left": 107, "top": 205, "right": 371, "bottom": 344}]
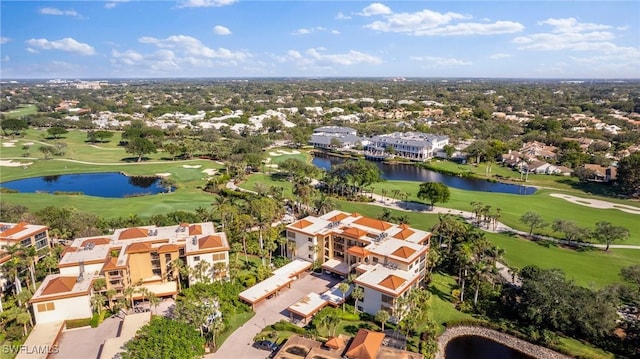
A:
[
  {"left": 122, "top": 317, "right": 205, "bottom": 359},
  {"left": 417, "top": 182, "right": 450, "bottom": 208},
  {"left": 617, "top": 153, "right": 640, "bottom": 198}
]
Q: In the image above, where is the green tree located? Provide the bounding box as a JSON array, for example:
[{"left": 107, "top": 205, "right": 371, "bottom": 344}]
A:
[
  {"left": 38, "top": 145, "right": 55, "bottom": 159},
  {"left": 125, "top": 137, "right": 157, "bottom": 162},
  {"left": 417, "top": 182, "right": 450, "bottom": 208},
  {"left": 351, "top": 286, "right": 363, "bottom": 314},
  {"left": 552, "top": 219, "right": 589, "bottom": 243},
  {"left": 617, "top": 153, "right": 640, "bottom": 198},
  {"left": 375, "top": 309, "right": 390, "bottom": 331},
  {"left": 519, "top": 211, "right": 546, "bottom": 237},
  {"left": 122, "top": 317, "right": 205, "bottom": 359},
  {"left": 592, "top": 221, "right": 629, "bottom": 251},
  {"left": 338, "top": 282, "right": 349, "bottom": 312},
  {"left": 1, "top": 118, "right": 29, "bottom": 136},
  {"left": 47, "top": 126, "right": 68, "bottom": 139}
]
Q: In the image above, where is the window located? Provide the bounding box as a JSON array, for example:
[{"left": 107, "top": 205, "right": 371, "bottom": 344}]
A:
[
  {"left": 308, "top": 245, "right": 314, "bottom": 251},
  {"left": 307, "top": 237, "right": 313, "bottom": 242},
  {"left": 193, "top": 256, "right": 200, "bottom": 261},
  {"left": 20, "top": 238, "right": 32, "bottom": 247},
  {"left": 308, "top": 254, "right": 312, "bottom": 259},
  {"left": 381, "top": 294, "right": 394, "bottom": 305},
  {"left": 37, "top": 302, "right": 55, "bottom": 312},
  {"left": 212, "top": 253, "right": 226, "bottom": 261},
  {"left": 287, "top": 231, "right": 296, "bottom": 239},
  {"left": 372, "top": 257, "right": 379, "bottom": 263},
  {"left": 35, "top": 237, "right": 48, "bottom": 250},
  {"left": 34, "top": 231, "right": 47, "bottom": 240}
]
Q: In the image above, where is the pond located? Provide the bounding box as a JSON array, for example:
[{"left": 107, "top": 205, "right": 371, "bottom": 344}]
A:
[
  {"left": 1, "top": 172, "right": 172, "bottom": 198},
  {"left": 312, "top": 155, "right": 536, "bottom": 195},
  {"left": 445, "top": 335, "right": 535, "bottom": 359}
]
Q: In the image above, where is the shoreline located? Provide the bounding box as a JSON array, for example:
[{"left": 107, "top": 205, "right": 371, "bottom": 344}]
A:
[{"left": 435, "top": 325, "right": 572, "bottom": 359}]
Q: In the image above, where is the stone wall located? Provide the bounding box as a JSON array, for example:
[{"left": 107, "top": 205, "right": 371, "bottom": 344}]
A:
[{"left": 435, "top": 326, "right": 572, "bottom": 359}]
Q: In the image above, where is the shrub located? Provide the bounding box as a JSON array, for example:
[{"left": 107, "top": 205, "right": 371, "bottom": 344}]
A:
[
  {"left": 66, "top": 317, "right": 92, "bottom": 329},
  {"left": 90, "top": 313, "right": 100, "bottom": 328}
]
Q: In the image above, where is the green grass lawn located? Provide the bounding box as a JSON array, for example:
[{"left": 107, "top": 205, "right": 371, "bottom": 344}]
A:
[
  {"left": 428, "top": 272, "right": 474, "bottom": 333},
  {"left": 369, "top": 180, "right": 640, "bottom": 245},
  {"left": 555, "top": 337, "right": 615, "bottom": 359},
  {"left": 1, "top": 104, "right": 38, "bottom": 119},
  {"left": 486, "top": 232, "right": 638, "bottom": 288}
]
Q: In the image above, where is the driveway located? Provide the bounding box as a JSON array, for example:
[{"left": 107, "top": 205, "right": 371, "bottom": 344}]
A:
[
  {"left": 53, "top": 316, "right": 121, "bottom": 359},
  {"left": 211, "top": 272, "right": 340, "bottom": 359}
]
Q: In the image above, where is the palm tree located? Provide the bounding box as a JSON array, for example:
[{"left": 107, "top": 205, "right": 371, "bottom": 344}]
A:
[
  {"left": 338, "top": 282, "right": 349, "bottom": 312},
  {"left": 105, "top": 289, "right": 117, "bottom": 311},
  {"left": 148, "top": 292, "right": 160, "bottom": 315},
  {"left": 210, "top": 316, "right": 225, "bottom": 349},
  {"left": 351, "top": 287, "right": 363, "bottom": 314},
  {"left": 380, "top": 188, "right": 388, "bottom": 203},
  {"left": 16, "top": 307, "right": 32, "bottom": 337},
  {"left": 213, "top": 261, "right": 227, "bottom": 280},
  {"left": 91, "top": 293, "right": 106, "bottom": 316},
  {"left": 375, "top": 309, "right": 390, "bottom": 331},
  {"left": 194, "top": 260, "right": 211, "bottom": 284},
  {"left": 123, "top": 286, "right": 135, "bottom": 310}
]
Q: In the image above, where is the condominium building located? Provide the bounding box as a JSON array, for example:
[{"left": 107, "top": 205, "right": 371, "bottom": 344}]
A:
[
  {"left": 30, "top": 222, "right": 229, "bottom": 324},
  {"left": 0, "top": 222, "right": 51, "bottom": 291},
  {"left": 365, "top": 132, "right": 449, "bottom": 161},
  {"left": 285, "top": 211, "right": 430, "bottom": 320},
  {"left": 310, "top": 126, "right": 368, "bottom": 149}
]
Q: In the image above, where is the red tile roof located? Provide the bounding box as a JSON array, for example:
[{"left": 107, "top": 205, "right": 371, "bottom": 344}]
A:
[
  {"left": 378, "top": 275, "right": 406, "bottom": 290},
  {"left": 341, "top": 227, "right": 369, "bottom": 239},
  {"left": 118, "top": 227, "right": 149, "bottom": 240},
  {"left": 125, "top": 242, "right": 152, "bottom": 254},
  {"left": 157, "top": 244, "right": 179, "bottom": 253},
  {"left": 345, "top": 329, "right": 385, "bottom": 359},
  {"left": 41, "top": 277, "right": 77, "bottom": 295},
  {"left": 327, "top": 213, "right": 348, "bottom": 222},
  {"left": 391, "top": 246, "right": 416, "bottom": 259},
  {"left": 0, "top": 222, "right": 28, "bottom": 237},
  {"left": 199, "top": 235, "right": 223, "bottom": 250},
  {"left": 325, "top": 336, "right": 345, "bottom": 350},
  {"left": 354, "top": 217, "right": 392, "bottom": 231},
  {"left": 393, "top": 228, "right": 415, "bottom": 240},
  {"left": 347, "top": 246, "right": 370, "bottom": 257},
  {"left": 291, "top": 219, "right": 313, "bottom": 229},
  {"left": 189, "top": 225, "right": 202, "bottom": 236}
]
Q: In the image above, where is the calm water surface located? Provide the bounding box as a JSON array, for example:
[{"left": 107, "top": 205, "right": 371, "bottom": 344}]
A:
[
  {"left": 1, "top": 172, "right": 170, "bottom": 198},
  {"left": 312, "top": 155, "right": 536, "bottom": 195},
  {"left": 445, "top": 335, "right": 535, "bottom": 359}
]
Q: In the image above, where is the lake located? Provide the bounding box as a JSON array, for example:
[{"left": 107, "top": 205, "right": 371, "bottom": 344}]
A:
[
  {"left": 445, "top": 335, "right": 535, "bottom": 359},
  {"left": 312, "top": 155, "right": 536, "bottom": 195},
  {"left": 1, "top": 172, "right": 171, "bottom": 198}
]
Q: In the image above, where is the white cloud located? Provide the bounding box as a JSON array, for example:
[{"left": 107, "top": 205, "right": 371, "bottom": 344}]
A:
[
  {"left": 0, "top": 37, "right": 9, "bottom": 44},
  {"left": 178, "top": 0, "right": 237, "bottom": 8},
  {"left": 25, "top": 38, "right": 95, "bottom": 55},
  {"left": 410, "top": 56, "right": 472, "bottom": 66},
  {"left": 105, "top": 0, "right": 129, "bottom": 9},
  {"left": 276, "top": 48, "right": 382, "bottom": 67},
  {"left": 336, "top": 12, "right": 351, "bottom": 20},
  {"left": 363, "top": 7, "right": 523, "bottom": 36},
  {"left": 359, "top": 3, "right": 392, "bottom": 16},
  {"left": 39, "top": 7, "right": 81, "bottom": 17},
  {"left": 139, "top": 35, "right": 248, "bottom": 60},
  {"left": 413, "top": 21, "right": 524, "bottom": 36},
  {"left": 539, "top": 18, "right": 610, "bottom": 33},
  {"left": 489, "top": 53, "right": 513, "bottom": 59},
  {"left": 292, "top": 27, "right": 339, "bottom": 36},
  {"left": 26, "top": 48, "right": 39, "bottom": 54},
  {"left": 1, "top": 56, "right": 9, "bottom": 62},
  {"left": 213, "top": 25, "right": 232, "bottom": 35}
]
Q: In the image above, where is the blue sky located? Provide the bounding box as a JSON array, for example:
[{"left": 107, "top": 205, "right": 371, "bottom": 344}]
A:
[{"left": 1, "top": 1, "right": 638, "bottom": 79}]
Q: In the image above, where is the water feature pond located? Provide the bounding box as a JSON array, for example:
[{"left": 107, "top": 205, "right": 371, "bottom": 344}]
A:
[
  {"left": 1, "top": 172, "right": 171, "bottom": 198},
  {"left": 312, "top": 154, "right": 536, "bottom": 195},
  {"left": 445, "top": 335, "right": 535, "bottom": 359}
]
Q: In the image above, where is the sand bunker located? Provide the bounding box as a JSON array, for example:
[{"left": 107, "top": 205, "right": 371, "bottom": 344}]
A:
[
  {"left": 182, "top": 164, "right": 202, "bottom": 169},
  {"left": 0, "top": 160, "right": 33, "bottom": 167},
  {"left": 202, "top": 168, "right": 217, "bottom": 176},
  {"left": 156, "top": 173, "right": 171, "bottom": 177},
  {"left": 550, "top": 193, "right": 640, "bottom": 215},
  {"left": 2, "top": 142, "right": 16, "bottom": 147},
  {"left": 278, "top": 149, "right": 301, "bottom": 155},
  {"left": 265, "top": 164, "right": 279, "bottom": 168},
  {"left": 268, "top": 152, "right": 282, "bottom": 156}
]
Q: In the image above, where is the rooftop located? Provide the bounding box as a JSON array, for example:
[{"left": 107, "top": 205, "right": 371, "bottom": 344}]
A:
[
  {"left": 354, "top": 264, "right": 419, "bottom": 297},
  {"left": 0, "top": 222, "right": 48, "bottom": 242}
]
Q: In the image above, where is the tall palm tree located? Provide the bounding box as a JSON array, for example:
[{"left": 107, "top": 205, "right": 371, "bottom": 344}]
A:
[
  {"left": 351, "top": 287, "right": 363, "bottom": 314},
  {"left": 338, "top": 282, "right": 349, "bottom": 312},
  {"left": 375, "top": 309, "right": 390, "bottom": 331},
  {"left": 213, "top": 261, "right": 226, "bottom": 280},
  {"left": 91, "top": 293, "right": 106, "bottom": 316},
  {"left": 148, "top": 292, "right": 160, "bottom": 315},
  {"left": 123, "top": 286, "right": 135, "bottom": 310}
]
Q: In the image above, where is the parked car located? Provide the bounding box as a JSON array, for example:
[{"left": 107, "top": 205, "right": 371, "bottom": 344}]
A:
[{"left": 254, "top": 340, "right": 277, "bottom": 351}]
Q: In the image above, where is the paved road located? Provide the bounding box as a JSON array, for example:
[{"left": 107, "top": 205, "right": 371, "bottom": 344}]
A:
[{"left": 210, "top": 273, "right": 340, "bottom": 359}]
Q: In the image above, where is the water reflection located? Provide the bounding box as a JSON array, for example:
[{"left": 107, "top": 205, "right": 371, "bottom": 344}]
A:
[
  {"left": 445, "top": 335, "right": 535, "bottom": 359},
  {"left": 312, "top": 155, "right": 536, "bottom": 195}
]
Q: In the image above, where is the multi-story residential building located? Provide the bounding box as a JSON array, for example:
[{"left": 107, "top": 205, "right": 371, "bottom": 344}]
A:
[
  {"left": 0, "top": 222, "right": 51, "bottom": 291},
  {"left": 310, "top": 126, "right": 367, "bottom": 149},
  {"left": 29, "top": 222, "right": 229, "bottom": 324},
  {"left": 365, "top": 132, "right": 449, "bottom": 161},
  {"left": 285, "top": 211, "right": 430, "bottom": 321}
]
